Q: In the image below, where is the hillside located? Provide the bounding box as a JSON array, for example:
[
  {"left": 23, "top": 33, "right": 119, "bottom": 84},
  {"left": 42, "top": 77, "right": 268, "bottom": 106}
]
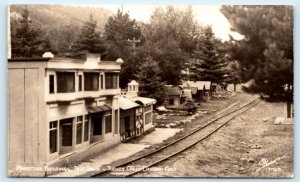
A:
[{"left": 10, "top": 4, "right": 113, "bottom": 55}]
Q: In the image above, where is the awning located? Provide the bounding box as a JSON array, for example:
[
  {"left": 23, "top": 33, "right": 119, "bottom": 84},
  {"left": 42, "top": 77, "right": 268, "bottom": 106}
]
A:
[
  {"left": 118, "top": 97, "right": 140, "bottom": 110},
  {"left": 131, "top": 97, "right": 156, "bottom": 106},
  {"left": 87, "top": 104, "right": 111, "bottom": 113}
]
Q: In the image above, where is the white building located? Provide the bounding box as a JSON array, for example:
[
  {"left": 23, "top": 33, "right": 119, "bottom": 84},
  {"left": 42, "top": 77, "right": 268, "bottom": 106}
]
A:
[
  {"left": 118, "top": 80, "right": 156, "bottom": 141},
  {"left": 8, "top": 53, "right": 123, "bottom": 176}
]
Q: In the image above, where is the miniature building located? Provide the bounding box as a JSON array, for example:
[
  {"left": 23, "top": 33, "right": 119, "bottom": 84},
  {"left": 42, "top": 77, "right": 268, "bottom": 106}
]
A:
[
  {"left": 118, "top": 80, "right": 156, "bottom": 141},
  {"left": 118, "top": 97, "right": 140, "bottom": 141},
  {"left": 182, "top": 81, "right": 211, "bottom": 100},
  {"left": 8, "top": 53, "right": 123, "bottom": 176},
  {"left": 164, "top": 85, "right": 183, "bottom": 109},
  {"left": 227, "top": 83, "right": 242, "bottom": 92}
]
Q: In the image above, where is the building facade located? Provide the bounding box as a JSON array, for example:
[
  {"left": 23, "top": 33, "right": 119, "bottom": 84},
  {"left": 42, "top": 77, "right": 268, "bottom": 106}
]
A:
[
  {"left": 8, "top": 54, "right": 123, "bottom": 176},
  {"left": 119, "top": 80, "right": 156, "bottom": 141},
  {"left": 182, "top": 81, "right": 211, "bottom": 101},
  {"left": 164, "top": 85, "right": 183, "bottom": 109}
]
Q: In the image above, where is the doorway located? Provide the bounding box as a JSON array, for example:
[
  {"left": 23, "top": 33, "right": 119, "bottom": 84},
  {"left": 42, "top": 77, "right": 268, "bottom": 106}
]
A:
[
  {"left": 91, "top": 114, "right": 103, "bottom": 142},
  {"left": 59, "top": 118, "right": 74, "bottom": 154},
  {"left": 124, "top": 116, "right": 131, "bottom": 137}
]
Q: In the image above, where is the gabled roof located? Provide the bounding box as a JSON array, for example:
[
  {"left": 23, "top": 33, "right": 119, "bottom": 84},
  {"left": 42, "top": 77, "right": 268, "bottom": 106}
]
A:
[
  {"left": 182, "top": 81, "right": 211, "bottom": 91},
  {"left": 165, "top": 85, "right": 182, "bottom": 96}
]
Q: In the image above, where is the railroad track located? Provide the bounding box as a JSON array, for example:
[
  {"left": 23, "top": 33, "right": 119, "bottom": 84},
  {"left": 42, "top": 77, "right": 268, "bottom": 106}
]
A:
[{"left": 93, "top": 97, "right": 262, "bottom": 177}]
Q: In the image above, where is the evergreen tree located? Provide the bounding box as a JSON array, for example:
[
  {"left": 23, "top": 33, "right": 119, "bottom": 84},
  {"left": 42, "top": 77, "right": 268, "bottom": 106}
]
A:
[
  {"left": 11, "top": 8, "right": 51, "bottom": 58},
  {"left": 146, "top": 6, "right": 201, "bottom": 85},
  {"left": 221, "top": 6, "right": 293, "bottom": 101},
  {"left": 71, "top": 14, "right": 106, "bottom": 57},
  {"left": 135, "top": 58, "right": 166, "bottom": 105},
  {"left": 223, "top": 60, "right": 240, "bottom": 89},
  {"left": 104, "top": 9, "right": 142, "bottom": 88},
  {"left": 188, "top": 27, "right": 229, "bottom": 84}
]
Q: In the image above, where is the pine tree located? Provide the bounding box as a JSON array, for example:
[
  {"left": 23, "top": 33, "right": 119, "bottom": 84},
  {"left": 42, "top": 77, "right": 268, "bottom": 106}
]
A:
[
  {"left": 104, "top": 9, "right": 142, "bottom": 87},
  {"left": 135, "top": 58, "right": 166, "bottom": 105},
  {"left": 11, "top": 8, "right": 51, "bottom": 58},
  {"left": 71, "top": 14, "right": 105, "bottom": 57},
  {"left": 221, "top": 6, "right": 293, "bottom": 101},
  {"left": 189, "top": 27, "right": 229, "bottom": 84}
]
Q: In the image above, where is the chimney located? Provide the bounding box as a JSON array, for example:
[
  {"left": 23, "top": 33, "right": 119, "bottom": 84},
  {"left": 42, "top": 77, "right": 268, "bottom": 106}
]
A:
[{"left": 86, "top": 53, "right": 101, "bottom": 63}]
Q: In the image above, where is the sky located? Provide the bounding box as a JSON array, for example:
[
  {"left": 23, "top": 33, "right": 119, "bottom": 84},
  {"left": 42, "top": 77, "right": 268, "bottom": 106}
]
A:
[{"left": 99, "top": 4, "right": 243, "bottom": 41}]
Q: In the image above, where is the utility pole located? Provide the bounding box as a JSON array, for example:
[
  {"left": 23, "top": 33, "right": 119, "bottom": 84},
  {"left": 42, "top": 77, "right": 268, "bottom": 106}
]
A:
[
  {"left": 127, "top": 37, "right": 140, "bottom": 76},
  {"left": 127, "top": 37, "right": 140, "bottom": 50}
]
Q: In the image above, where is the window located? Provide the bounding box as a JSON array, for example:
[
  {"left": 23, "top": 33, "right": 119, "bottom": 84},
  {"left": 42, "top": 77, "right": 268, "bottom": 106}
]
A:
[
  {"left": 60, "top": 118, "right": 73, "bottom": 146},
  {"left": 144, "top": 105, "right": 152, "bottom": 112},
  {"left": 84, "top": 72, "right": 99, "bottom": 91},
  {"left": 100, "top": 74, "right": 104, "bottom": 89},
  {"left": 78, "top": 75, "right": 82, "bottom": 91},
  {"left": 84, "top": 115, "right": 89, "bottom": 142},
  {"left": 57, "top": 72, "right": 75, "bottom": 93},
  {"left": 145, "top": 113, "right": 152, "bottom": 125},
  {"left": 76, "top": 116, "right": 83, "bottom": 144},
  {"left": 114, "top": 110, "right": 119, "bottom": 134},
  {"left": 180, "top": 97, "right": 185, "bottom": 104},
  {"left": 105, "top": 115, "right": 112, "bottom": 134},
  {"left": 105, "top": 73, "right": 118, "bottom": 89},
  {"left": 169, "top": 99, "right": 174, "bottom": 105},
  {"left": 49, "top": 75, "right": 54, "bottom": 94},
  {"left": 49, "top": 121, "right": 58, "bottom": 154}
]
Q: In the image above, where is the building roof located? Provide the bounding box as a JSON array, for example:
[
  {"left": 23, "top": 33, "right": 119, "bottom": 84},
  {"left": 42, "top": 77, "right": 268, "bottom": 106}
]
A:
[
  {"left": 130, "top": 96, "right": 156, "bottom": 106},
  {"left": 8, "top": 57, "right": 51, "bottom": 62},
  {"left": 128, "top": 80, "right": 139, "bottom": 86},
  {"left": 182, "top": 81, "right": 211, "bottom": 91},
  {"left": 118, "top": 97, "right": 141, "bottom": 110},
  {"left": 165, "top": 85, "right": 182, "bottom": 96},
  {"left": 8, "top": 53, "right": 122, "bottom": 71}
]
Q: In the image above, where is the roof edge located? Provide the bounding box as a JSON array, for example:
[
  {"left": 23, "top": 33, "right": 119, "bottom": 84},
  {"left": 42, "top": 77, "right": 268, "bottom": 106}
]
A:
[{"left": 8, "top": 57, "right": 51, "bottom": 62}]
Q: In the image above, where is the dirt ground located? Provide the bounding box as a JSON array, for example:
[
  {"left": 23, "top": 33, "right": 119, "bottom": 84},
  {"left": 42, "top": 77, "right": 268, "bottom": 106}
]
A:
[
  {"left": 136, "top": 99, "right": 294, "bottom": 178},
  {"left": 153, "top": 92, "right": 253, "bottom": 127}
]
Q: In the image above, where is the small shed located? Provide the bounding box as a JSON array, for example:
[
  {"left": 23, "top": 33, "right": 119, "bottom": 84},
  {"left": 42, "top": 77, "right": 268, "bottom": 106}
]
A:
[{"left": 165, "top": 85, "right": 183, "bottom": 109}]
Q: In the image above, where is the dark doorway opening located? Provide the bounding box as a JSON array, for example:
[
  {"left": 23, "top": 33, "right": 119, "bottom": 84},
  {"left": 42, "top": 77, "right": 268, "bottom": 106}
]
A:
[
  {"left": 91, "top": 114, "right": 103, "bottom": 142},
  {"left": 59, "top": 118, "right": 73, "bottom": 154}
]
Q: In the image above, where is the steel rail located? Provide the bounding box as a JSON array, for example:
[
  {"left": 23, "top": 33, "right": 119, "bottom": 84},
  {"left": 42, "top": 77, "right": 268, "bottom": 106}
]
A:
[
  {"left": 125, "top": 98, "right": 261, "bottom": 177},
  {"left": 92, "top": 97, "right": 261, "bottom": 177}
]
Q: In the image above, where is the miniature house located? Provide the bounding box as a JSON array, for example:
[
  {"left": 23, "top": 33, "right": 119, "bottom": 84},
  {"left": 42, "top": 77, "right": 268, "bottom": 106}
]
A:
[
  {"left": 164, "top": 85, "right": 183, "bottom": 109},
  {"left": 182, "top": 81, "right": 211, "bottom": 100},
  {"left": 118, "top": 80, "right": 156, "bottom": 141},
  {"left": 8, "top": 53, "right": 123, "bottom": 176}
]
